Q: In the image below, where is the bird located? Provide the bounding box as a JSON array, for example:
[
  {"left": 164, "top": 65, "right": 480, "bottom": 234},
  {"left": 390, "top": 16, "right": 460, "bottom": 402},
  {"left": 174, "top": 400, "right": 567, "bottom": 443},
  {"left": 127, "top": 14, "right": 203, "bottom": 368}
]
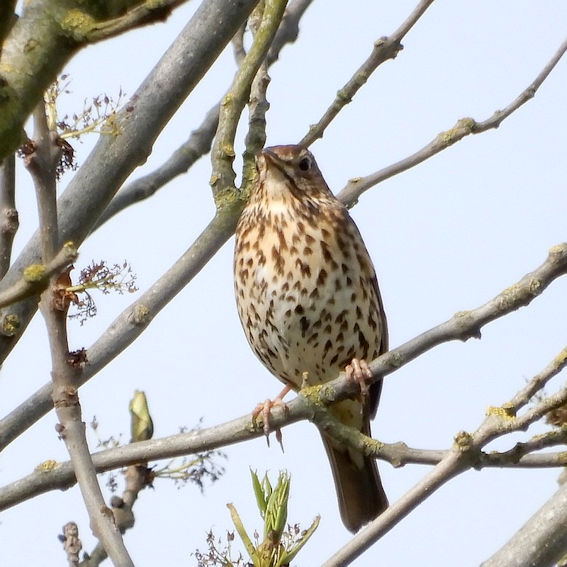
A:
[{"left": 234, "top": 144, "right": 388, "bottom": 533}]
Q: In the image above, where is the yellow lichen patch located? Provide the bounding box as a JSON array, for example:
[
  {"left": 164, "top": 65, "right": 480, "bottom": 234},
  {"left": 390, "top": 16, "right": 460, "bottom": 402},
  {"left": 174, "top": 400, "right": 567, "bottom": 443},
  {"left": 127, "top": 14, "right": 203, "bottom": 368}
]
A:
[
  {"left": 59, "top": 9, "right": 96, "bottom": 42},
  {"left": 2, "top": 314, "right": 20, "bottom": 336},
  {"left": 35, "top": 459, "right": 59, "bottom": 472},
  {"left": 23, "top": 263, "right": 47, "bottom": 282},
  {"left": 498, "top": 284, "right": 521, "bottom": 308},
  {"left": 301, "top": 383, "right": 324, "bottom": 405},
  {"left": 454, "top": 310, "right": 474, "bottom": 326},
  {"left": 364, "top": 437, "right": 384, "bottom": 458},
  {"left": 554, "top": 348, "right": 567, "bottom": 368},
  {"left": 550, "top": 243, "right": 567, "bottom": 256},
  {"left": 221, "top": 142, "right": 236, "bottom": 158},
  {"left": 528, "top": 278, "right": 542, "bottom": 295},
  {"left": 63, "top": 241, "right": 77, "bottom": 255},
  {"left": 486, "top": 405, "right": 516, "bottom": 419},
  {"left": 454, "top": 430, "right": 473, "bottom": 451}
]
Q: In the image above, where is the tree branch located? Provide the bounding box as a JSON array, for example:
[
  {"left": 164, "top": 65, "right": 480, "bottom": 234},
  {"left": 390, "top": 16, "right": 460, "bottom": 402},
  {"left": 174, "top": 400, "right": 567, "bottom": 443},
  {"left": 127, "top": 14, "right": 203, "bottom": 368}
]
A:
[
  {"left": 323, "top": 345, "right": 567, "bottom": 566},
  {"left": 92, "top": 0, "right": 313, "bottom": 229},
  {"left": 300, "top": 0, "right": 435, "bottom": 147},
  {"left": 480, "top": 480, "right": 567, "bottom": 567},
  {"left": 210, "top": 0, "right": 288, "bottom": 202},
  {"left": 0, "top": 0, "right": 260, "bottom": 367},
  {"left": 83, "top": 0, "right": 190, "bottom": 43},
  {"left": 0, "top": 154, "right": 17, "bottom": 279},
  {"left": 28, "top": 102, "right": 135, "bottom": 566},
  {"left": 338, "top": 35, "right": 567, "bottom": 207},
  {"left": 2, "top": 244, "right": 566, "bottom": 512},
  {"left": 0, "top": 243, "right": 78, "bottom": 311}
]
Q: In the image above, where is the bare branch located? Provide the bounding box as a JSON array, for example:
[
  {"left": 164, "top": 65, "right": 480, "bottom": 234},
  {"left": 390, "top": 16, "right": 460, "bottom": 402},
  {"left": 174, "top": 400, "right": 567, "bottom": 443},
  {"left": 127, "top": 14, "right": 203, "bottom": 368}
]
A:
[
  {"left": 339, "top": 35, "right": 567, "bottom": 207},
  {"left": 0, "top": 242, "right": 77, "bottom": 310},
  {"left": 2, "top": 245, "right": 566, "bottom": 512},
  {"left": 84, "top": 0, "right": 190, "bottom": 43},
  {"left": 323, "top": 345, "right": 567, "bottom": 566},
  {"left": 0, "top": 209, "right": 238, "bottom": 451},
  {"left": 28, "top": 101, "right": 134, "bottom": 566},
  {"left": 0, "top": 155, "right": 18, "bottom": 278},
  {"left": 0, "top": 0, "right": 260, "bottom": 367},
  {"left": 93, "top": 0, "right": 313, "bottom": 229},
  {"left": 210, "top": 0, "right": 288, "bottom": 201},
  {"left": 5, "top": 423, "right": 567, "bottom": 515},
  {"left": 300, "top": 0, "right": 435, "bottom": 147},
  {"left": 480, "top": 480, "right": 567, "bottom": 567}
]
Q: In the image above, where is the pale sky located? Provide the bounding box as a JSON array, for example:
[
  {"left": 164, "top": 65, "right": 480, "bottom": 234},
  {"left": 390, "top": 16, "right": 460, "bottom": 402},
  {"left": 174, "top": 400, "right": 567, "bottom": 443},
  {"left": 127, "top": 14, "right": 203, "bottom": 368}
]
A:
[{"left": 2, "top": 2, "right": 567, "bottom": 565}]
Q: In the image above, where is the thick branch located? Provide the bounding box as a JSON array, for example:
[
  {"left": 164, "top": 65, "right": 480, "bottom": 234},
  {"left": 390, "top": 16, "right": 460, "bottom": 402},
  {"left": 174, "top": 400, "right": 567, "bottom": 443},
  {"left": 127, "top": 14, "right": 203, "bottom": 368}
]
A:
[
  {"left": 0, "top": 0, "right": 192, "bottom": 160},
  {"left": 481, "top": 481, "right": 567, "bottom": 567},
  {"left": 0, "top": 0, "right": 259, "bottom": 366}
]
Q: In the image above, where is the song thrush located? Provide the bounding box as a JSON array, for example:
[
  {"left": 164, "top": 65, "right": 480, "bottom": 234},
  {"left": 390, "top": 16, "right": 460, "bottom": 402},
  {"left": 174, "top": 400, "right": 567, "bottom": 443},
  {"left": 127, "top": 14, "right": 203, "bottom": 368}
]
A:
[{"left": 234, "top": 144, "right": 388, "bottom": 532}]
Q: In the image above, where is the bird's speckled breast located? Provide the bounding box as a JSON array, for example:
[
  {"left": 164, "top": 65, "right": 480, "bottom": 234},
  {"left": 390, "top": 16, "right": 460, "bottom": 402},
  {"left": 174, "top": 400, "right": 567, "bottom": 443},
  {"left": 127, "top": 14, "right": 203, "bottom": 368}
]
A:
[{"left": 234, "top": 195, "right": 383, "bottom": 390}]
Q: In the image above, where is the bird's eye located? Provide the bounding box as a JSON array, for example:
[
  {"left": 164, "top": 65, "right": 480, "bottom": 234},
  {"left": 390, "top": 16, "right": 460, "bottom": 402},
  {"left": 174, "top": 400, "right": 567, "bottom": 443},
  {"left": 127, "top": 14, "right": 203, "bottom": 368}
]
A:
[{"left": 298, "top": 157, "right": 311, "bottom": 171}]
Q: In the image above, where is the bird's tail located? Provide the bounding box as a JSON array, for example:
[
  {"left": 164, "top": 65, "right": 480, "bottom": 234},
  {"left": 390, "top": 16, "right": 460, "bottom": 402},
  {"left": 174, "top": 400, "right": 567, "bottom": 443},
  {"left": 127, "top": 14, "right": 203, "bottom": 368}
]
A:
[{"left": 320, "top": 433, "right": 388, "bottom": 533}]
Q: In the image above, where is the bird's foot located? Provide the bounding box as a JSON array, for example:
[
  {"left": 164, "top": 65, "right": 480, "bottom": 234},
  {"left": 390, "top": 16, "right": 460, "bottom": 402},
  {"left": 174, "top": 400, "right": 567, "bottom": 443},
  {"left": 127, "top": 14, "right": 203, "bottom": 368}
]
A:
[
  {"left": 345, "top": 358, "right": 373, "bottom": 398},
  {"left": 252, "top": 385, "right": 291, "bottom": 449}
]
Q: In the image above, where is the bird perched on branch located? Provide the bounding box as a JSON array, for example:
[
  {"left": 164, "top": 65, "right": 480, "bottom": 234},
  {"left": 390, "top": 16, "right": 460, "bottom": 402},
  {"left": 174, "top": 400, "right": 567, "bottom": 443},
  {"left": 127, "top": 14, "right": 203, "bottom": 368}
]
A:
[{"left": 234, "top": 144, "right": 388, "bottom": 532}]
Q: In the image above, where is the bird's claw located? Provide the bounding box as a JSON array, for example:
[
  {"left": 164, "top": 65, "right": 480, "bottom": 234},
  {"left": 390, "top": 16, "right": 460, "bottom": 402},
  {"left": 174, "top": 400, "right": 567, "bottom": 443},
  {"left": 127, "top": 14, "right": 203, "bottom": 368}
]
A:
[
  {"left": 252, "top": 385, "right": 291, "bottom": 449},
  {"left": 345, "top": 358, "right": 373, "bottom": 398}
]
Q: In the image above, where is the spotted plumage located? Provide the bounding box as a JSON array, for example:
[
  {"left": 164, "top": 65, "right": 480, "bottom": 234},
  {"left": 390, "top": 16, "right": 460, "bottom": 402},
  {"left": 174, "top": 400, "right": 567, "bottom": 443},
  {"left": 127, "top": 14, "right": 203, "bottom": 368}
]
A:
[{"left": 234, "top": 144, "right": 388, "bottom": 532}]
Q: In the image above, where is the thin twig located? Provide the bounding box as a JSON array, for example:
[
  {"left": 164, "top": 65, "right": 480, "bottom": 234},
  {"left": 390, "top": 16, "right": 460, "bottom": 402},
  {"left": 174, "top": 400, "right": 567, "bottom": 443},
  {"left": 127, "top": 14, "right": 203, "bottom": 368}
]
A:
[
  {"left": 300, "top": 0, "right": 435, "bottom": 147},
  {"left": 338, "top": 35, "right": 567, "bottom": 207}
]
